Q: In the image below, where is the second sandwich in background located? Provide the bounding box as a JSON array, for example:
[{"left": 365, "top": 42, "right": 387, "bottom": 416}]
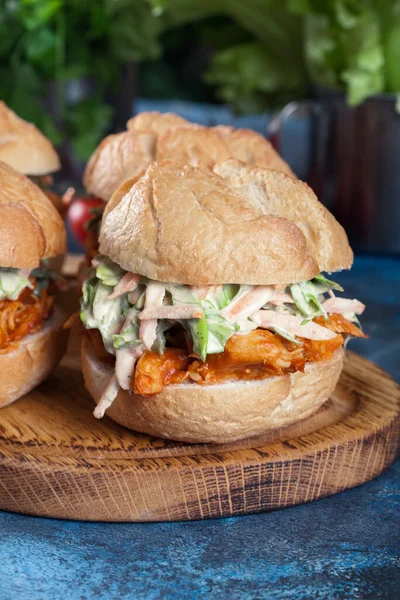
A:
[
  {"left": 0, "top": 102, "right": 72, "bottom": 217},
  {"left": 81, "top": 111, "right": 294, "bottom": 263},
  {"left": 79, "top": 160, "right": 366, "bottom": 444}
]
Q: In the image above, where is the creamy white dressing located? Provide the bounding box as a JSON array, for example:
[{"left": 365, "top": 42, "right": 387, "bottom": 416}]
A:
[
  {"left": 251, "top": 310, "right": 337, "bottom": 340},
  {"left": 93, "top": 284, "right": 125, "bottom": 354},
  {"left": 139, "top": 282, "right": 166, "bottom": 351},
  {"left": 190, "top": 285, "right": 212, "bottom": 299},
  {"left": 268, "top": 291, "right": 293, "bottom": 306},
  {"left": 0, "top": 269, "right": 33, "bottom": 300},
  {"left": 115, "top": 345, "right": 143, "bottom": 390},
  {"left": 138, "top": 305, "right": 204, "bottom": 320},
  {"left": 93, "top": 375, "right": 120, "bottom": 419},
  {"left": 220, "top": 286, "right": 299, "bottom": 322},
  {"left": 0, "top": 265, "right": 59, "bottom": 301},
  {"left": 221, "top": 286, "right": 275, "bottom": 322},
  {"left": 108, "top": 272, "right": 141, "bottom": 300},
  {"left": 128, "top": 288, "right": 142, "bottom": 305},
  {"left": 139, "top": 320, "right": 158, "bottom": 352},
  {"left": 80, "top": 256, "right": 365, "bottom": 416}
]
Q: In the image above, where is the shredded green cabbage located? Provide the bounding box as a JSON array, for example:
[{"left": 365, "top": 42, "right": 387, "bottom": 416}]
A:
[
  {"left": 80, "top": 256, "right": 357, "bottom": 361},
  {"left": 290, "top": 281, "right": 327, "bottom": 323},
  {"left": 95, "top": 257, "right": 124, "bottom": 287},
  {"left": 0, "top": 269, "right": 32, "bottom": 300},
  {"left": 112, "top": 308, "right": 140, "bottom": 349}
]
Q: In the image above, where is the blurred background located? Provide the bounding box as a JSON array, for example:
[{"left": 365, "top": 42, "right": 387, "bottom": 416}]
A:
[{"left": 1, "top": 0, "right": 400, "bottom": 253}]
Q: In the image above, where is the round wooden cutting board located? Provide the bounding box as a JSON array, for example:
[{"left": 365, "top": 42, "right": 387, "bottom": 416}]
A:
[{"left": 0, "top": 333, "right": 399, "bottom": 522}]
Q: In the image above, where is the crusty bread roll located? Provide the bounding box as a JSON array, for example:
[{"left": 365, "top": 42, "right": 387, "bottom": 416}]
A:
[
  {"left": 127, "top": 111, "right": 189, "bottom": 134},
  {"left": 0, "top": 101, "right": 60, "bottom": 175},
  {"left": 87, "top": 154, "right": 353, "bottom": 443},
  {"left": 0, "top": 306, "right": 69, "bottom": 408},
  {"left": 156, "top": 125, "right": 232, "bottom": 168},
  {"left": 0, "top": 163, "right": 69, "bottom": 408},
  {"left": 87, "top": 112, "right": 294, "bottom": 203},
  {"left": 0, "top": 162, "right": 66, "bottom": 269},
  {"left": 83, "top": 130, "right": 156, "bottom": 201},
  {"left": 100, "top": 160, "right": 319, "bottom": 285},
  {"left": 214, "top": 125, "right": 295, "bottom": 177},
  {"left": 82, "top": 336, "right": 343, "bottom": 443},
  {"left": 214, "top": 159, "right": 353, "bottom": 273}
]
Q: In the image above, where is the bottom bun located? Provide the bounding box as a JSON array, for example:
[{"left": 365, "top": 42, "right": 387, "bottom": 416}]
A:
[
  {"left": 82, "top": 337, "right": 344, "bottom": 443},
  {"left": 0, "top": 305, "right": 69, "bottom": 408}
]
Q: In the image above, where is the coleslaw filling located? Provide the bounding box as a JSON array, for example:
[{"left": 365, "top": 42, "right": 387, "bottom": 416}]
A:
[{"left": 80, "top": 256, "right": 366, "bottom": 417}]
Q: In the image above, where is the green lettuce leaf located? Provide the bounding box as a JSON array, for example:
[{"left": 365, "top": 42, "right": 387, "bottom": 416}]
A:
[
  {"left": 80, "top": 279, "right": 126, "bottom": 354},
  {"left": 290, "top": 281, "right": 327, "bottom": 322},
  {"left": 112, "top": 308, "right": 140, "bottom": 349},
  {"left": 152, "top": 320, "right": 174, "bottom": 354},
  {"left": 203, "top": 300, "right": 238, "bottom": 355},
  {"left": 270, "top": 326, "right": 302, "bottom": 345},
  {"left": 167, "top": 284, "right": 209, "bottom": 360},
  {"left": 95, "top": 255, "right": 124, "bottom": 287},
  {"left": 312, "top": 274, "right": 344, "bottom": 293},
  {"left": 0, "top": 269, "right": 33, "bottom": 300},
  {"left": 167, "top": 284, "right": 237, "bottom": 360},
  {"left": 186, "top": 317, "right": 208, "bottom": 361}
]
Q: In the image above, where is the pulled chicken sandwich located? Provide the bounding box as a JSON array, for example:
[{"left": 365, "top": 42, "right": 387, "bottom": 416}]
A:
[{"left": 80, "top": 160, "right": 366, "bottom": 443}]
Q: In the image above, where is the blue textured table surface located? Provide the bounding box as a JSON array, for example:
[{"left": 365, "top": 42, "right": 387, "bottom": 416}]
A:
[{"left": 0, "top": 256, "right": 399, "bottom": 600}]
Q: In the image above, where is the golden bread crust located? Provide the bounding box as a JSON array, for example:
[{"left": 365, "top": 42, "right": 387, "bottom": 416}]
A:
[
  {"left": 100, "top": 160, "right": 318, "bottom": 285},
  {"left": 0, "top": 101, "right": 60, "bottom": 175},
  {"left": 0, "top": 162, "right": 66, "bottom": 268}
]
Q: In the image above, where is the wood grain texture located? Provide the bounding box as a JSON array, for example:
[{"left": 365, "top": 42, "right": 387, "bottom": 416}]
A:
[{"left": 0, "top": 332, "right": 399, "bottom": 522}]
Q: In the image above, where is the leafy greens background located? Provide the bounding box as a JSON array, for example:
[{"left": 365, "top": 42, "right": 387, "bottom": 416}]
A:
[{"left": 1, "top": 0, "right": 399, "bottom": 160}]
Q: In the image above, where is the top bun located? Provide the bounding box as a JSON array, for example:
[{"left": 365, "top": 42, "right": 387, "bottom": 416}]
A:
[
  {"left": 127, "top": 111, "right": 189, "bottom": 134},
  {"left": 83, "top": 130, "right": 156, "bottom": 201},
  {"left": 0, "top": 162, "right": 66, "bottom": 268},
  {"left": 100, "top": 160, "right": 318, "bottom": 285},
  {"left": 214, "top": 160, "right": 353, "bottom": 273},
  {"left": 214, "top": 126, "right": 294, "bottom": 177},
  {"left": 156, "top": 125, "right": 233, "bottom": 169},
  {"left": 0, "top": 102, "right": 60, "bottom": 176}
]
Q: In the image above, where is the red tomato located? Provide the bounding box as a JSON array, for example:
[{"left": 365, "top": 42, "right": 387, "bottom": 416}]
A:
[{"left": 67, "top": 196, "right": 104, "bottom": 245}]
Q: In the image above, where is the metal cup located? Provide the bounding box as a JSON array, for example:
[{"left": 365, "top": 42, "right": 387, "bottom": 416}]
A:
[{"left": 269, "top": 88, "right": 400, "bottom": 253}]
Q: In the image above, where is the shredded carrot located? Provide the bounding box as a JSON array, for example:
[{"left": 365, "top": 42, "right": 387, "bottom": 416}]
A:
[{"left": 0, "top": 286, "right": 54, "bottom": 354}]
